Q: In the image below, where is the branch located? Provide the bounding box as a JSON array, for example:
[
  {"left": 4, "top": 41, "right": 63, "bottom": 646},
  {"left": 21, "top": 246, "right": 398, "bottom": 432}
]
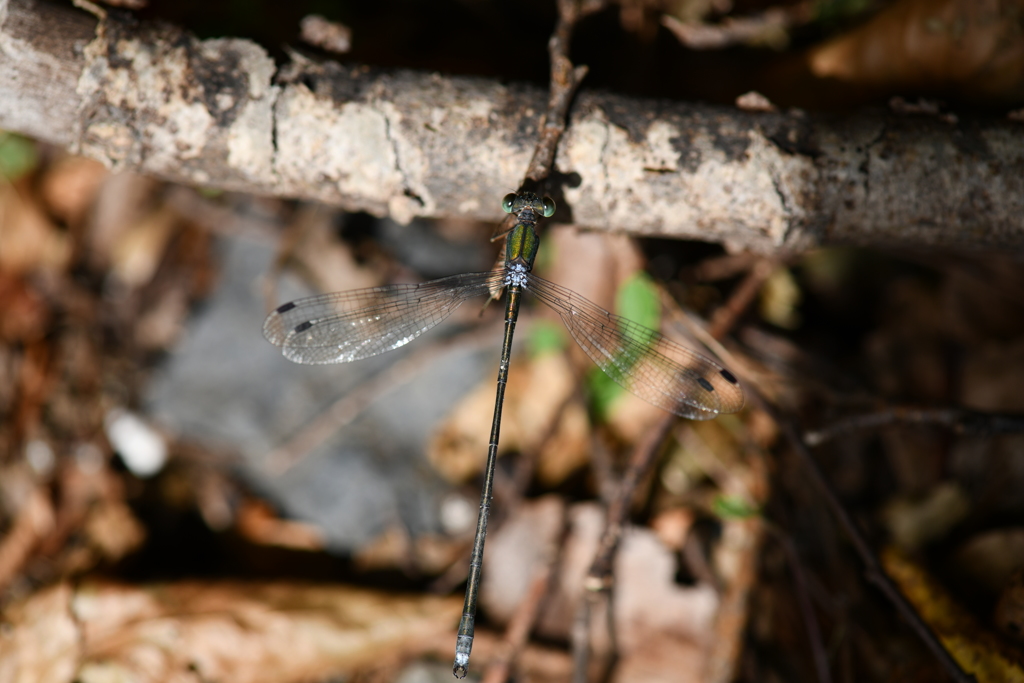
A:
[{"left": 3, "top": 0, "right": 1024, "bottom": 252}]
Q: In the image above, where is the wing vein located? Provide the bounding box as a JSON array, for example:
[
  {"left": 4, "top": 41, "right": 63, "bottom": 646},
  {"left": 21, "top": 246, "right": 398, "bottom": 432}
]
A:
[
  {"left": 263, "top": 271, "right": 505, "bottom": 365},
  {"left": 527, "top": 275, "right": 743, "bottom": 419}
]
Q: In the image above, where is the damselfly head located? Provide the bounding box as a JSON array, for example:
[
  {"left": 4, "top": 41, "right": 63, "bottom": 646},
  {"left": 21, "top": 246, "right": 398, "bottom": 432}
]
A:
[{"left": 502, "top": 192, "right": 556, "bottom": 218}]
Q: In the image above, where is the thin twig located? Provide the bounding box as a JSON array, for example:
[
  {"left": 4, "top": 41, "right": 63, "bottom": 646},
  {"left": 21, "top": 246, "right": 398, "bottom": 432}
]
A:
[
  {"left": 765, "top": 523, "right": 833, "bottom": 683},
  {"left": 661, "top": 2, "right": 815, "bottom": 50},
  {"left": 521, "top": 0, "right": 604, "bottom": 190},
  {"left": 480, "top": 570, "right": 550, "bottom": 683},
  {"left": 804, "top": 406, "right": 1024, "bottom": 446},
  {"left": 684, "top": 252, "right": 763, "bottom": 283},
  {"left": 494, "top": 0, "right": 605, "bottom": 241},
  {"left": 707, "top": 257, "right": 775, "bottom": 340}
]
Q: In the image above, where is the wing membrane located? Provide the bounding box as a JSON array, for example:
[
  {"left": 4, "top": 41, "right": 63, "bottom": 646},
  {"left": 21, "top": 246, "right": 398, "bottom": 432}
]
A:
[
  {"left": 527, "top": 275, "right": 743, "bottom": 420},
  {"left": 264, "top": 271, "right": 504, "bottom": 365}
]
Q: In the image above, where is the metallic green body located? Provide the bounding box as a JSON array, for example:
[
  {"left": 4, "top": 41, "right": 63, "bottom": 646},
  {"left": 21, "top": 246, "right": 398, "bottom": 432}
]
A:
[{"left": 505, "top": 221, "right": 541, "bottom": 269}]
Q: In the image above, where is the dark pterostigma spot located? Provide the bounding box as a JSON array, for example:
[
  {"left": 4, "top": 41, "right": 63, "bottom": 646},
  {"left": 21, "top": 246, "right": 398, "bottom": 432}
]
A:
[
  {"left": 720, "top": 369, "right": 738, "bottom": 384},
  {"left": 294, "top": 321, "right": 313, "bottom": 333},
  {"left": 403, "top": 188, "right": 425, "bottom": 207},
  {"left": 698, "top": 377, "right": 714, "bottom": 392},
  {"left": 276, "top": 302, "right": 296, "bottom": 314}
]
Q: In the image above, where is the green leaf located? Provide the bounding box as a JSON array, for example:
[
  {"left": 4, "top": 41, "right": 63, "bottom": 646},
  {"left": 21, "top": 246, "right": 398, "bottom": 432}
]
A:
[
  {"left": 616, "top": 272, "right": 661, "bottom": 333},
  {"left": 0, "top": 133, "right": 38, "bottom": 181},
  {"left": 713, "top": 495, "right": 760, "bottom": 520},
  {"left": 198, "top": 186, "right": 224, "bottom": 199},
  {"left": 534, "top": 233, "right": 556, "bottom": 274},
  {"left": 527, "top": 319, "right": 566, "bottom": 357},
  {"left": 586, "top": 365, "right": 622, "bottom": 420}
]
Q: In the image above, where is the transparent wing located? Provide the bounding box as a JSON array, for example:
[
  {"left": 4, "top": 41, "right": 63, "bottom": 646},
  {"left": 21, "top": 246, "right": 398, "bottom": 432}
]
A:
[
  {"left": 264, "top": 271, "right": 504, "bottom": 365},
  {"left": 527, "top": 275, "right": 743, "bottom": 420}
]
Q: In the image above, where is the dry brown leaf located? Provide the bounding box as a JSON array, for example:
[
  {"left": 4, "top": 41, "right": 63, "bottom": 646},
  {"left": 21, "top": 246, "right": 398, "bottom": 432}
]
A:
[
  {"left": 428, "top": 371, "right": 522, "bottom": 483},
  {"left": 0, "top": 487, "right": 55, "bottom": 593},
  {"left": 883, "top": 547, "right": 1024, "bottom": 682},
  {"left": 519, "top": 353, "right": 590, "bottom": 486},
  {"left": 110, "top": 206, "right": 178, "bottom": 288},
  {"left": 650, "top": 506, "right": 697, "bottom": 552},
  {"left": 603, "top": 387, "right": 667, "bottom": 444},
  {"left": 352, "top": 524, "right": 465, "bottom": 576},
  {"left": 0, "top": 582, "right": 80, "bottom": 683},
  {"left": 353, "top": 524, "right": 414, "bottom": 572},
  {"left": 484, "top": 501, "right": 719, "bottom": 668},
  {"left": 0, "top": 273, "right": 51, "bottom": 343},
  {"left": 427, "top": 352, "right": 591, "bottom": 486},
  {"left": 39, "top": 156, "right": 108, "bottom": 228},
  {"left": 663, "top": 3, "right": 814, "bottom": 51},
  {"left": 235, "top": 498, "right": 326, "bottom": 551},
  {"left": 543, "top": 225, "right": 621, "bottom": 320},
  {"left": 482, "top": 496, "right": 565, "bottom": 627},
  {"left": 0, "top": 580, "right": 462, "bottom": 683},
  {"left": 87, "top": 172, "right": 159, "bottom": 266},
  {"left": 82, "top": 499, "right": 146, "bottom": 561},
  {"left": 0, "top": 182, "right": 71, "bottom": 275},
  {"left": 808, "top": 0, "right": 1024, "bottom": 104}
]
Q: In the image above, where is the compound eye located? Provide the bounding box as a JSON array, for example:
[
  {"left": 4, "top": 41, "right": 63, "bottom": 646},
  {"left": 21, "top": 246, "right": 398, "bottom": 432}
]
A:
[
  {"left": 501, "top": 193, "right": 517, "bottom": 214},
  {"left": 541, "top": 196, "right": 556, "bottom": 218}
]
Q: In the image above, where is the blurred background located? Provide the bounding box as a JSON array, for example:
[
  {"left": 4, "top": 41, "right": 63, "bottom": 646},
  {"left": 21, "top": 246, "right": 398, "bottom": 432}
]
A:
[{"left": 2, "top": 1, "right": 1024, "bottom": 682}]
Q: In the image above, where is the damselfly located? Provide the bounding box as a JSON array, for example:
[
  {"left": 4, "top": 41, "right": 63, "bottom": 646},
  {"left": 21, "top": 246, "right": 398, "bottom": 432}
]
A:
[{"left": 263, "top": 192, "right": 744, "bottom": 677}]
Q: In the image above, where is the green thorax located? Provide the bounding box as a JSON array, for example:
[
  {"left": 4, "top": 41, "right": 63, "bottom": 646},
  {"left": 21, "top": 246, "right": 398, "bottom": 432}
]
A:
[{"left": 505, "top": 221, "right": 540, "bottom": 270}]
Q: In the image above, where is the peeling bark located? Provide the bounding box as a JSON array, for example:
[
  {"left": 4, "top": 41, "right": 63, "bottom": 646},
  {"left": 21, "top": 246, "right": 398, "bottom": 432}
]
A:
[{"left": 1, "top": 0, "right": 1023, "bottom": 252}]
